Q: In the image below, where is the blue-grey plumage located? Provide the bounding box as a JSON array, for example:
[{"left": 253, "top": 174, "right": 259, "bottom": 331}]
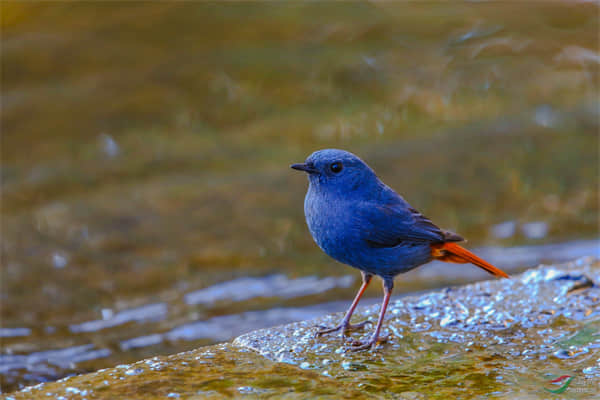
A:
[
  {"left": 291, "top": 149, "right": 508, "bottom": 350},
  {"left": 300, "top": 150, "right": 441, "bottom": 277}
]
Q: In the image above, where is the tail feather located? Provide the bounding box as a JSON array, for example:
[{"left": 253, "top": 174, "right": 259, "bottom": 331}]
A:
[{"left": 431, "top": 242, "right": 509, "bottom": 278}]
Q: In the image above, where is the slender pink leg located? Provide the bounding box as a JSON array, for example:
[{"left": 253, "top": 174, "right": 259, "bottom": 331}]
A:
[
  {"left": 316, "top": 272, "right": 373, "bottom": 337},
  {"left": 350, "top": 279, "right": 393, "bottom": 351}
]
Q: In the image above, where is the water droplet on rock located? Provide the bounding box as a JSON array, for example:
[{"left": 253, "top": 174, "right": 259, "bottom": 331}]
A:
[{"left": 125, "top": 368, "right": 144, "bottom": 376}]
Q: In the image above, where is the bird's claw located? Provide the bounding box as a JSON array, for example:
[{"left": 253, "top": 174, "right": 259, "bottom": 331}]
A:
[
  {"left": 347, "top": 334, "right": 389, "bottom": 351},
  {"left": 315, "top": 320, "right": 371, "bottom": 337}
]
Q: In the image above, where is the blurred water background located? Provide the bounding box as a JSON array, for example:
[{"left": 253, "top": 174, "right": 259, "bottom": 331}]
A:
[{"left": 1, "top": 1, "right": 598, "bottom": 393}]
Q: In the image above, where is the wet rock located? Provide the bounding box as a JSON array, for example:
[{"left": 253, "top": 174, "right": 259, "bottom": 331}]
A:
[{"left": 8, "top": 257, "right": 599, "bottom": 399}]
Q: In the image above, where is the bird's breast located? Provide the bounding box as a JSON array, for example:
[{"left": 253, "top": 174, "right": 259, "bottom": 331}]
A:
[{"left": 304, "top": 189, "right": 362, "bottom": 264}]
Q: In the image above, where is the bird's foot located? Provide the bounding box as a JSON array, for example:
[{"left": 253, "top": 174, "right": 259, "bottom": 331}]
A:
[
  {"left": 315, "top": 320, "right": 371, "bottom": 337},
  {"left": 348, "top": 334, "right": 389, "bottom": 351}
]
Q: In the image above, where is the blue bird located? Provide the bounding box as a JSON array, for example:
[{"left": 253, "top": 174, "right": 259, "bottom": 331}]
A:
[{"left": 291, "top": 149, "right": 508, "bottom": 350}]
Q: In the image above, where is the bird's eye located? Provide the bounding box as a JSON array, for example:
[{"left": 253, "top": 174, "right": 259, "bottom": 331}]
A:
[{"left": 329, "top": 162, "right": 343, "bottom": 173}]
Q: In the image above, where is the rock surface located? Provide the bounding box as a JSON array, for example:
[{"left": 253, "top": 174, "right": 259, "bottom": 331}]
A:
[{"left": 7, "top": 257, "right": 599, "bottom": 399}]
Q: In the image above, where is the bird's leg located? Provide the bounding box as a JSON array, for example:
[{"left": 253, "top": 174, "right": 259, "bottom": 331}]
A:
[
  {"left": 316, "top": 272, "right": 373, "bottom": 337},
  {"left": 350, "top": 278, "right": 393, "bottom": 351}
]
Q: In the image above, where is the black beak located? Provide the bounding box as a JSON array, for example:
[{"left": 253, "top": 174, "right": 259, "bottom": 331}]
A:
[{"left": 291, "top": 163, "right": 317, "bottom": 174}]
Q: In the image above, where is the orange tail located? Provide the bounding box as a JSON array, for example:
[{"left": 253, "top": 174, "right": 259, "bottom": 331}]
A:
[{"left": 431, "top": 242, "right": 509, "bottom": 278}]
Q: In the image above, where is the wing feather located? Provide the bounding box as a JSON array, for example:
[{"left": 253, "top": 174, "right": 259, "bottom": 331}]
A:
[{"left": 355, "top": 202, "right": 446, "bottom": 248}]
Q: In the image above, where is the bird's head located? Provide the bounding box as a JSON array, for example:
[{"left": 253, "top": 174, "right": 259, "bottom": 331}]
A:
[{"left": 291, "top": 149, "right": 379, "bottom": 195}]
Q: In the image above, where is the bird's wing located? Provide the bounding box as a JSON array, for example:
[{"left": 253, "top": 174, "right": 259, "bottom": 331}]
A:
[{"left": 354, "top": 201, "right": 448, "bottom": 248}]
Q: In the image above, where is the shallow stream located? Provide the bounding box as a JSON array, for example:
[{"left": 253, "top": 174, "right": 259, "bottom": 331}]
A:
[{"left": 2, "top": 1, "right": 598, "bottom": 393}]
